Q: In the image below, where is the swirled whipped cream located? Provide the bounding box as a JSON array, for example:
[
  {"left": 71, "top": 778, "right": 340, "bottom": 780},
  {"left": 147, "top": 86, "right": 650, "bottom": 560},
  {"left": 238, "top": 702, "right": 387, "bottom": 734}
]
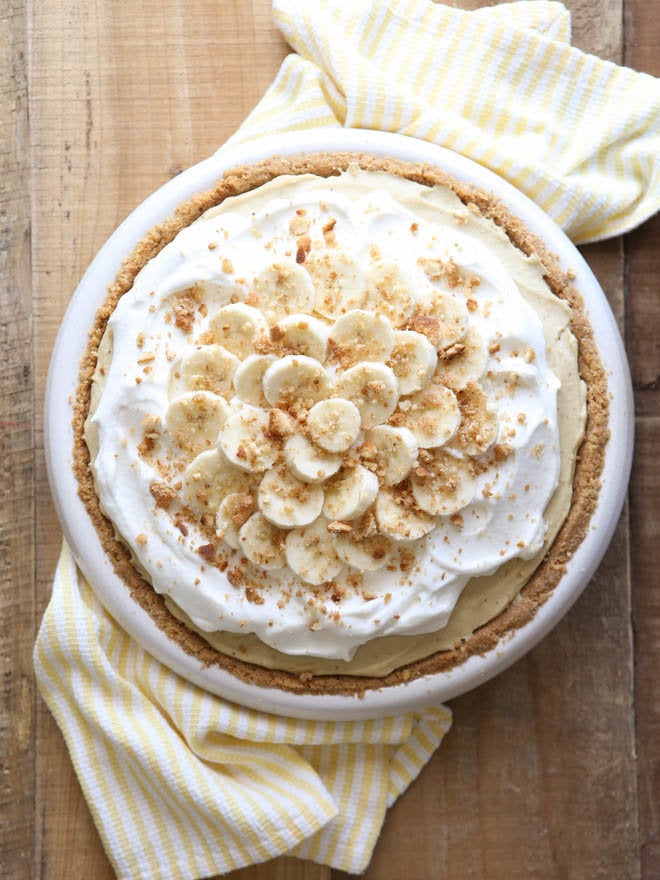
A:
[{"left": 87, "top": 168, "right": 563, "bottom": 661}]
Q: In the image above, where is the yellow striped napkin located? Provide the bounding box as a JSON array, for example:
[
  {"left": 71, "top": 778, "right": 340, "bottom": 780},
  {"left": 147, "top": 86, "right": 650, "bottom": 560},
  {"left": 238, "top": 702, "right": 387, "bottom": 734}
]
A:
[
  {"left": 228, "top": 0, "right": 659, "bottom": 244},
  {"left": 36, "top": 2, "right": 659, "bottom": 878},
  {"left": 36, "top": 544, "right": 452, "bottom": 878}
]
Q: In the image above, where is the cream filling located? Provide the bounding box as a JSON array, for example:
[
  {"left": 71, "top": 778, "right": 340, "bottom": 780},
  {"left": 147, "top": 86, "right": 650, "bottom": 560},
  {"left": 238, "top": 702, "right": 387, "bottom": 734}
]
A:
[{"left": 86, "top": 168, "right": 585, "bottom": 669}]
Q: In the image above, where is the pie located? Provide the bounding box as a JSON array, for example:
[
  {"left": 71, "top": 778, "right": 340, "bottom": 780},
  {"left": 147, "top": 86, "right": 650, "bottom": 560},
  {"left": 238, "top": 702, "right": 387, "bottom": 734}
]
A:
[{"left": 73, "top": 153, "right": 608, "bottom": 694}]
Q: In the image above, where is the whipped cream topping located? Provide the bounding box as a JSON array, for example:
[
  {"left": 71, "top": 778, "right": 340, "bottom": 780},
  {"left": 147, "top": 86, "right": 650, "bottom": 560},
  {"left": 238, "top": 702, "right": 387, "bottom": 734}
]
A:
[{"left": 88, "top": 169, "right": 562, "bottom": 661}]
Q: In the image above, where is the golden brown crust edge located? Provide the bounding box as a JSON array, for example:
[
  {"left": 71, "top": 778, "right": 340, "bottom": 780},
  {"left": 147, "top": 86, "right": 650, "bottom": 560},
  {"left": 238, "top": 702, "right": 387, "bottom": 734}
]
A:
[{"left": 72, "top": 152, "right": 609, "bottom": 696}]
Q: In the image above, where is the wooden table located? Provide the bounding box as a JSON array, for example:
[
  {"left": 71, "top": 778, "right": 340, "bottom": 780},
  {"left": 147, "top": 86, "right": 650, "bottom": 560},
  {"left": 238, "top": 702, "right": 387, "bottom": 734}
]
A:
[{"left": 2, "top": 1, "right": 658, "bottom": 877}]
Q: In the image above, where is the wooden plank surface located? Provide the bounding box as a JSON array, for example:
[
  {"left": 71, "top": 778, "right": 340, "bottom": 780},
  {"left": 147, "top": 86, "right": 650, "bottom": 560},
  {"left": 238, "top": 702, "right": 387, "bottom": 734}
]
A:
[
  {"left": 0, "top": 0, "right": 656, "bottom": 877},
  {"left": 0, "top": 3, "right": 34, "bottom": 879},
  {"left": 624, "top": 5, "right": 660, "bottom": 876}
]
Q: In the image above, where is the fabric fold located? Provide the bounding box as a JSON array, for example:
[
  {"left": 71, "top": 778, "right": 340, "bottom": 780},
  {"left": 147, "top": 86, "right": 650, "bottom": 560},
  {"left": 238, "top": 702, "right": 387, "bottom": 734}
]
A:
[
  {"left": 35, "top": 543, "right": 451, "bottom": 878},
  {"left": 229, "top": 0, "right": 659, "bottom": 243}
]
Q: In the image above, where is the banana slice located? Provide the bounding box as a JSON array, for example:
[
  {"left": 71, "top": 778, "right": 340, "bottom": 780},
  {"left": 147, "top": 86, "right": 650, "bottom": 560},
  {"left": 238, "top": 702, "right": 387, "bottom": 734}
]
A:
[
  {"left": 262, "top": 355, "right": 332, "bottom": 410},
  {"left": 388, "top": 330, "right": 438, "bottom": 395},
  {"left": 284, "top": 434, "right": 342, "bottom": 484},
  {"left": 364, "top": 259, "right": 415, "bottom": 328},
  {"left": 238, "top": 512, "right": 287, "bottom": 570},
  {"left": 251, "top": 262, "right": 315, "bottom": 323},
  {"left": 208, "top": 303, "right": 269, "bottom": 359},
  {"left": 334, "top": 362, "right": 399, "bottom": 429},
  {"left": 285, "top": 518, "right": 344, "bottom": 585},
  {"left": 180, "top": 345, "right": 240, "bottom": 397},
  {"left": 233, "top": 354, "right": 276, "bottom": 407},
  {"left": 307, "top": 251, "right": 367, "bottom": 318},
  {"left": 270, "top": 314, "right": 329, "bottom": 362},
  {"left": 219, "top": 407, "right": 280, "bottom": 472},
  {"left": 258, "top": 467, "right": 324, "bottom": 528},
  {"left": 453, "top": 382, "right": 499, "bottom": 455},
  {"left": 306, "top": 398, "right": 361, "bottom": 453},
  {"left": 397, "top": 384, "right": 460, "bottom": 448},
  {"left": 411, "top": 449, "right": 475, "bottom": 516},
  {"left": 409, "top": 290, "right": 468, "bottom": 351},
  {"left": 166, "top": 391, "right": 230, "bottom": 455},
  {"left": 434, "top": 326, "right": 488, "bottom": 390},
  {"left": 336, "top": 531, "right": 393, "bottom": 571},
  {"left": 193, "top": 276, "right": 245, "bottom": 307},
  {"left": 215, "top": 492, "right": 256, "bottom": 549},
  {"left": 364, "top": 425, "right": 418, "bottom": 486},
  {"left": 375, "top": 486, "right": 437, "bottom": 542},
  {"left": 322, "top": 465, "right": 379, "bottom": 521},
  {"left": 182, "top": 449, "right": 255, "bottom": 516},
  {"left": 329, "top": 310, "right": 395, "bottom": 364}
]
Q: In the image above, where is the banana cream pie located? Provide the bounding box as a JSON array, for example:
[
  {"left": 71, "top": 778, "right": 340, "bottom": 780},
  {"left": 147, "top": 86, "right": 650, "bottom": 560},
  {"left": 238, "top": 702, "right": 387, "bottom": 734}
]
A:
[{"left": 74, "top": 153, "right": 607, "bottom": 693}]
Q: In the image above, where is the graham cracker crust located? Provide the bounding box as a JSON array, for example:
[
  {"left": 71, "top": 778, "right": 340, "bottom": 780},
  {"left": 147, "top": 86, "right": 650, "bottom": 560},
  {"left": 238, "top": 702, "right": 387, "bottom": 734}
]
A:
[{"left": 72, "top": 152, "right": 609, "bottom": 697}]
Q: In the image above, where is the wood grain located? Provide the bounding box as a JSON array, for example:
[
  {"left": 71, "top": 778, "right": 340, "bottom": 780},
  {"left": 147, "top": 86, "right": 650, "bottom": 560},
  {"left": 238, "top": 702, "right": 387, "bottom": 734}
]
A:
[
  {"left": 0, "top": 3, "right": 34, "bottom": 880},
  {"left": 624, "top": 1, "right": 660, "bottom": 876},
  {"left": 0, "top": 0, "right": 653, "bottom": 877}
]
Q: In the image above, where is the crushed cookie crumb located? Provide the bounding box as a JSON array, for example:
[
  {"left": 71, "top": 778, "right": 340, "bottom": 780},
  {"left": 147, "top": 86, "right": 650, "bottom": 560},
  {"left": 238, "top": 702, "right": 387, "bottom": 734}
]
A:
[
  {"left": 172, "top": 288, "right": 198, "bottom": 333},
  {"left": 149, "top": 482, "right": 176, "bottom": 510},
  {"left": 295, "top": 234, "right": 312, "bottom": 264},
  {"left": 327, "top": 521, "right": 352, "bottom": 534},
  {"left": 289, "top": 212, "right": 310, "bottom": 236}
]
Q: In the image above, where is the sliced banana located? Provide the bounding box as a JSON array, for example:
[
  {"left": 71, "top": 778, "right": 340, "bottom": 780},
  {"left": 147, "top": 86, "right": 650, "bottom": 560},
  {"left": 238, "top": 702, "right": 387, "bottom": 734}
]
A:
[
  {"left": 182, "top": 449, "right": 255, "bottom": 516},
  {"left": 208, "top": 303, "right": 269, "bottom": 359},
  {"left": 285, "top": 518, "right": 344, "bottom": 585},
  {"left": 215, "top": 492, "right": 256, "bottom": 549},
  {"left": 219, "top": 407, "right": 280, "bottom": 472},
  {"left": 262, "top": 355, "right": 332, "bottom": 410},
  {"left": 398, "top": 384, "right": 460, "bottom": 449},
  {"left": 388, "top": 330, "right": 438, "bottom": 395},
  {"left": 193, "top": 277, "right": 245, "bottom": 307},
  {"left": 322, "top": 465, "right": 379, "bottom": 521},
  {"left": 258, "top": 467, "right": 324, "bottom": 528},
  {"left": 434, "top": 325, "right": 488, "bottom": 390},
  {"left": 364, "top": 259, "right": 415, "bottom": 328},
  {"left": 411, "top": 449, "right": 475, "bottom": 516},
  {"left": 284, "top": 434, "right": 342, "bottom": 484},
  {"left": 270, "top": 314, "right": 329, "bottom": 362},
  {"left": 334, "top": 362, "right": 399, "bottom": 429},
  {"left": 180, "top": 345, "right": 240, "bottom": 397},
  {"left": 410, "top": 289, "right": 468, "bottom": 351},
  {"left": 364, "top": 425, "right": 419, "bottom": 486},
  {"left": 238, "top": 512, "right": 286, "bottom": 570},
  {"left": 453, "top": 382, "right": 499, "bottom": 455},
  {"left": 329, "top": 310, "right": 395, "bottom": 364},
  {"left": 307, "top": 251, "right": 367, "bottom": 318},
  {"left": 306, "top": 398, "right": 361, "bottom": 453},
  {"left": 375, "top": 486, "right": 437, "bottom": 542},
  {"left": 336, "top": 531, "right": 393, "bottom": 571},
  {"left": 166, "top": 391, "right": 230, "bottom": 455},
  {"left": 233, "top": 354, "right": 276, "bottom": 407},
  {"left": 251, "top": 262, "right": 315, "bottom": 323}
]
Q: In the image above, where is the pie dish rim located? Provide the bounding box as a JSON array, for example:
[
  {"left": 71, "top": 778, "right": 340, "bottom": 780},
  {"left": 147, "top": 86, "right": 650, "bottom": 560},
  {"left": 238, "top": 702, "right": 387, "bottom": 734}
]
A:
[{"left": 45, "top": 128, "right": 633, "bottom": 720}]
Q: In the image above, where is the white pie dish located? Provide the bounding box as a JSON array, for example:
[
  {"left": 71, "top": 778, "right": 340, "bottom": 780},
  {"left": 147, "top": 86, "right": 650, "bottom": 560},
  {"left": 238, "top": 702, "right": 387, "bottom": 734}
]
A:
[{"left": 45, "top": 128, "right": 633, "bottom": 720}]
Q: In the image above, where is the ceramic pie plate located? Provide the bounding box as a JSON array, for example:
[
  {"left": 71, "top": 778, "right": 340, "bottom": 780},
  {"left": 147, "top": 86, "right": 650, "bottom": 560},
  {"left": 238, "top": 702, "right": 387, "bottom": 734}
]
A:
[{"left": 45, "top": 129, "right": 633, "bottom": 720}]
